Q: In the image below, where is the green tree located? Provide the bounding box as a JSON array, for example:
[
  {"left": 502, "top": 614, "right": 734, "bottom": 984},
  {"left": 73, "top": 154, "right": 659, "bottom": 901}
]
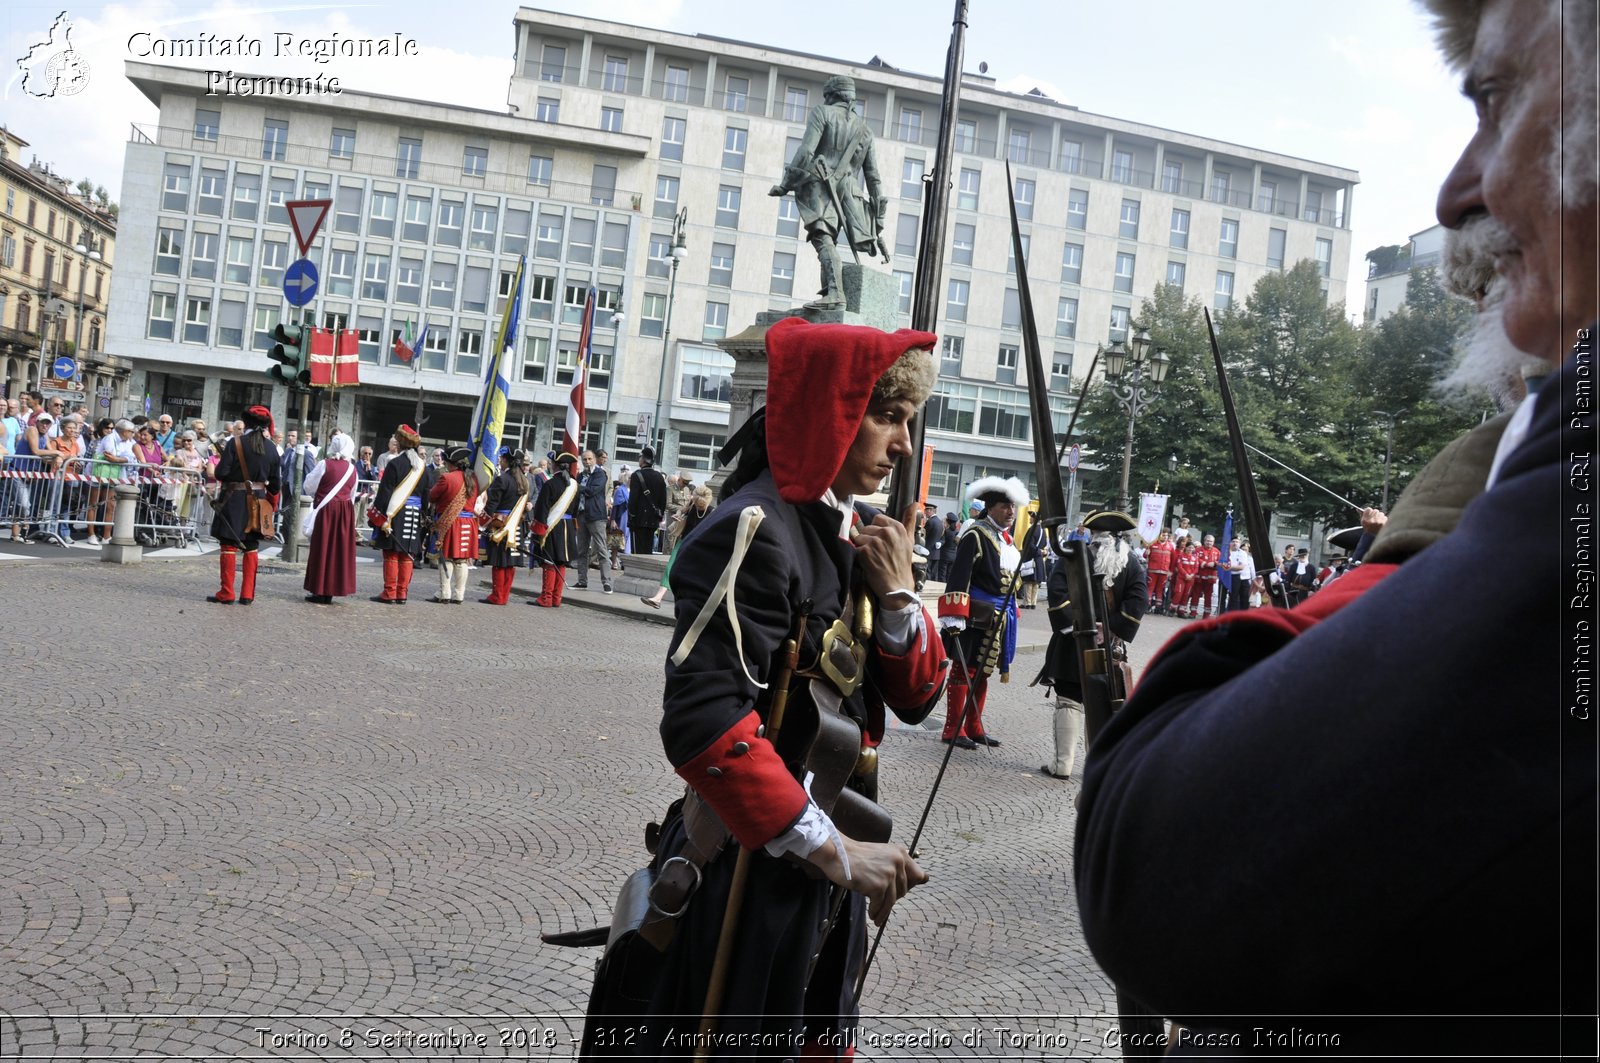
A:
[
  {"left": 1217, "top": 260, "right": 1366, "bottom": 526},
  {"left": 1070, "top": 284, "right": 1235, "bottom": 522},
  {"left": 1348, "top": 267, "right": 1482, "bottom": 505}
]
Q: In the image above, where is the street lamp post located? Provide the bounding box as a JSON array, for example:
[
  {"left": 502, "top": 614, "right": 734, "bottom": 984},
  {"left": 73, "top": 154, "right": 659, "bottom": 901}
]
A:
[
  {"left": 1374, "top": 408, "right": 1402, "bottom": 509},
  {"left": 653, "top": 208, "right": 688, "bottom": 456},
  {"left": 72, "top": 232, "right": 103, "bottom": 355},
  {"left": 1101, "top": 326, "right": 1172, "bottom": 513},
  {"left": 72, "top": 230, "right": 104, "bottom": 402},
  {"left": 35, "top": 297, "right": 69, "bottom": 392},
  {"left": 600, "top": 284, "right": 624, "bottom": 451}
]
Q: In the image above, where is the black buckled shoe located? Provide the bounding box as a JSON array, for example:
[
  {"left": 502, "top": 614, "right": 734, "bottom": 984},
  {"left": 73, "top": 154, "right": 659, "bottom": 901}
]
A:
[{"left": 942, "top": 736, "right": 979, "bottom": 750}]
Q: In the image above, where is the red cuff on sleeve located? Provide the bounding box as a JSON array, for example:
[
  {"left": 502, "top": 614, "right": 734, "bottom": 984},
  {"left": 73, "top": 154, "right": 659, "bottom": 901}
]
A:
[
  {"left": 531, "top": 521, "right": 549, "bottom": 539},
  {"left": 875, "top": 614, "right": 946, "bottom": 694},
  {"left": 677, "top": 709, "right": 808, "bottom": 850},
  {"left": 937, "top": 591, "right": 970, "bottom": 621}
]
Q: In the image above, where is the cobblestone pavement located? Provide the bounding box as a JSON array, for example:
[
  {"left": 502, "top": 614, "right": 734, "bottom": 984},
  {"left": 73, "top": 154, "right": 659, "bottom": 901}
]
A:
[{"left": 0, "top": 558, "right": 1194, "bottom": 1060}]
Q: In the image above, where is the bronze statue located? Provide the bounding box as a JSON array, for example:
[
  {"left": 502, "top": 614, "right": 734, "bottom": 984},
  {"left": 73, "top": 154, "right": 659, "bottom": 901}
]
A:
[{"left": 768, "top": 75, "right": 888, "bottom": 309}]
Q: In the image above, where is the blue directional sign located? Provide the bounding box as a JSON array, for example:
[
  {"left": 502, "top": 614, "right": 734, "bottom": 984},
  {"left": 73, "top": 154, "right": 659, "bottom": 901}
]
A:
[
  {"left": 283, "top": 258, "right": 319, "bottom": 308},
  {"left": 52, "top": 355, "right": 77, "bottom": 380}
]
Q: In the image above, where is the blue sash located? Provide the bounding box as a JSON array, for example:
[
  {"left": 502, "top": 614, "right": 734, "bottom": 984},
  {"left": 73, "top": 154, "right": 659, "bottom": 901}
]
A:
[{"left": 972, "top": 586, "right": 1018, "bottom": 672}]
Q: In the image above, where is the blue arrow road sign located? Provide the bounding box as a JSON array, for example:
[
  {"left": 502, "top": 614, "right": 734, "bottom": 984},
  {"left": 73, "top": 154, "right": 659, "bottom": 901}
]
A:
[
  {"left": 283, "top": 258, "right": 319, "bottom": 308},
  {"left": 52, "top": 356, "right": 77, "bottom": 380}
]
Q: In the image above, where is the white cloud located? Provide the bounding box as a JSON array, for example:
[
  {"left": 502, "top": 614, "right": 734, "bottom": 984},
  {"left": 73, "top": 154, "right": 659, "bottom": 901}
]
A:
[{"left": 2, "top": 1, "right": 514, "bottom": 196}]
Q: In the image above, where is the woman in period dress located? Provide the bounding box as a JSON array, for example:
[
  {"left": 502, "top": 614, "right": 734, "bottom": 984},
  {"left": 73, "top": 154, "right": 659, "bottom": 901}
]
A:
[{"left": 302, "top": 433, "right": 358, "bottom": 605}]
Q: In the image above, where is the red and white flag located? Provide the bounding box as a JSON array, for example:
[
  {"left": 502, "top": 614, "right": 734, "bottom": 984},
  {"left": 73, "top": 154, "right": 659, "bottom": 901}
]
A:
[{"left": 560, "top": 287, "right": 597, "bottom": 457}]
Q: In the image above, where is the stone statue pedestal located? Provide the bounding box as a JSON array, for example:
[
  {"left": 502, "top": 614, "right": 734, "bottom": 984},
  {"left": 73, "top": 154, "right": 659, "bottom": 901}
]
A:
[{"left": 711, "top": 265, "right": 899, "bottom": 493}]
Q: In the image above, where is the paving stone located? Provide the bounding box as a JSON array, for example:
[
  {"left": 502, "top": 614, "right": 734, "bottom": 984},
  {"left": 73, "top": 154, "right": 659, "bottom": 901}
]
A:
[{"left": 0, "top": 559, "right": 1198, "bottom": 1057}]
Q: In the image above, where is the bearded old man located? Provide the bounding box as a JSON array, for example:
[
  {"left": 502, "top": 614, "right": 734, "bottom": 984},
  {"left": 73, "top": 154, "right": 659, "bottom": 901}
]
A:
[{"left": 1073, "top": 1, "right": 1597, "bottom": 1054}]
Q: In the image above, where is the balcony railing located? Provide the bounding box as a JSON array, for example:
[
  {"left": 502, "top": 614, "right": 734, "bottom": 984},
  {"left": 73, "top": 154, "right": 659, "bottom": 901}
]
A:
[
  {"left": 1160, "top": 176, "right": 1205, "bottom": 198},
  {"left": 1111, "top": 167, "right": 1156, "bottom": 190},
  {"left": 1056, "top": 153, "right": 1104, "bottom": 178},
  {"left": 592, "top": 70, "right": 646, "bottom": 96},
  {"left": 1005, "top": 145, "right": 1054, "bottom": 169},
  {"left": 650, "top": 76, "right": 707, "bottom": 106},
  {"left": 129, "top": 124, "right": 642, "bottom": 207}
]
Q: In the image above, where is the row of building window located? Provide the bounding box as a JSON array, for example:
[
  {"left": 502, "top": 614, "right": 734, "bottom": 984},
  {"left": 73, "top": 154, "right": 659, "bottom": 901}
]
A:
[
  {"left": 518, "top": 41, "right": 1338, "bottom": 226},
  {"left": 140, "top": 285, "right": 742, "bottom": 411}
]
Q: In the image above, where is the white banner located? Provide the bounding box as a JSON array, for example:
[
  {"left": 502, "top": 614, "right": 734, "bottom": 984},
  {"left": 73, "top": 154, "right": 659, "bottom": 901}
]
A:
[{"left": 1137, "top": 493, "right": 1168, "bottom": 544}]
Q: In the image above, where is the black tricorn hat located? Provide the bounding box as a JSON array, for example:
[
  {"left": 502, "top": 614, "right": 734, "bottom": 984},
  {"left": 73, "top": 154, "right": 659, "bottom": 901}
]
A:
[
  {"left": 1082, "top": 509, "right": 1137, "bottom": 533},
  {"left": 1326, "top": 525, "right": 1364, "bottom": 551}
]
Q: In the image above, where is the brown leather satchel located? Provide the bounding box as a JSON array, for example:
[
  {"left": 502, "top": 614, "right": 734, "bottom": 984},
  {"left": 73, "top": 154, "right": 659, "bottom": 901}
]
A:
[{"left": 233, "top": 437, "right": 274, "bottom": 536}]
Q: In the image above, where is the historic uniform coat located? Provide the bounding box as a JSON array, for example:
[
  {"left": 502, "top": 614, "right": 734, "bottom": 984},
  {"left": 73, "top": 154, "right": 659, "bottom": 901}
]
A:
[
  {"left": 481, "top": 468, "right": 531, "bottom": 604},
  {"left": 208, "top": 428, "right": 281, "bottom": 604},
  {"left": 592, "top": 469, "right": 945, "bottom": 1057},
  {"left": 370, "top": 449, "right": 436, "bottom": 603},
  {"left": 1037, "top": 542, "right": 1147, "bottom": 780},
  {"left": 371, "top": 450, "right": 434, "bottom": 557},
  {"left": 937, "top": 518, "right": 1021, "bottom": 743},
  {"left": 529, "top": 463, "right": 578, "bottom": 606},
  {"left": 210, "top": 430, "right": 280, "bottom": 549},
  {"left": 427, "top": 468, "right": 480, "bottom": 561},
  {"left": 1072, "top": 349, "right": 1595, "bottom": 1057}
]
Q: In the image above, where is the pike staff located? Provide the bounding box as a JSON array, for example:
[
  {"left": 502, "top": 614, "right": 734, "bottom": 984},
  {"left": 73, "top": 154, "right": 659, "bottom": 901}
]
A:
[{"left": 1204, "top": 308, "right": 1293, "bottom": 609}]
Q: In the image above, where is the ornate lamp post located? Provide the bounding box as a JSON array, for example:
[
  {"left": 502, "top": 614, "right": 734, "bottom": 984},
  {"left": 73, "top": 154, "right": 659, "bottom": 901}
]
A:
[
  {"left": 652, "top": 208, "right": 689, "bottom": 455},
  {"left": 1101, "top": 326, "right": 1171, "bottom": 512}
]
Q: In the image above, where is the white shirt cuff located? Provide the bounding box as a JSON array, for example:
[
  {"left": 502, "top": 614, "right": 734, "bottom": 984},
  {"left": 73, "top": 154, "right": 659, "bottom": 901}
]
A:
[
  {"left": 763, "top": 789, "right": 849, "bottom": 880},
  {"left": 874, "top": 599, "right": 921, "bottom": 655}
]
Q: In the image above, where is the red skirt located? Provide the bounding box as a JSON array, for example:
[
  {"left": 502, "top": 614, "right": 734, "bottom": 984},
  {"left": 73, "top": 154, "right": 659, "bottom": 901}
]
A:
[{"left": 304, "top": 501, "right": 357, "bottom": 597}]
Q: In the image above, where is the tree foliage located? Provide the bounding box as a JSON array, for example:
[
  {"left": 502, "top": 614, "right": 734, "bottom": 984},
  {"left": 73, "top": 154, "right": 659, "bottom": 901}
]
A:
[
  {"left": 1061, "top": 261, "right": 1479, "bottom": 533},
  {"left": 1345, "top": 267, "right": 1483, "bottom": 505},
  {"left": 1071, "top": 284, "right": 1233, "bottom": 517}
]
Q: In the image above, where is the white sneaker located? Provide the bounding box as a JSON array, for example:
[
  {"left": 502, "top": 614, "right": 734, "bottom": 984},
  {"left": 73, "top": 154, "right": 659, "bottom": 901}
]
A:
[{"left": 87, "top": 536, "right": 101, "bottom": 546}]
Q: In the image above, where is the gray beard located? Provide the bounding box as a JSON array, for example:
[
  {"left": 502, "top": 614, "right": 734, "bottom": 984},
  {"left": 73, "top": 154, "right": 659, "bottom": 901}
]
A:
[{"left": 1435, "top": 220, "right": 1545, "bottom": 412}]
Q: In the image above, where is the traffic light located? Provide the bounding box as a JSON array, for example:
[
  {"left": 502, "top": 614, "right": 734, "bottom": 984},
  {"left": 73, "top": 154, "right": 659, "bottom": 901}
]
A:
[{"left": 266, "top": 323, "right": 310, "bottom": 386}]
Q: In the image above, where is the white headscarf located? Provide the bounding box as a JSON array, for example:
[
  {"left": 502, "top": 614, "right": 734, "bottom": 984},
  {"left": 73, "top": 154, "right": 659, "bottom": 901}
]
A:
[{"left": 325, "top": 432, "right": 354, "bottom": 460}]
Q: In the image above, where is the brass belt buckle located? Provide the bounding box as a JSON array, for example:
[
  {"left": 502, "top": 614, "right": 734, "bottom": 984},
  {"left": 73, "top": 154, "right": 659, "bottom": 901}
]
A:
[{"left": 816, "top": 618, "right": 866, "bottom": 697}]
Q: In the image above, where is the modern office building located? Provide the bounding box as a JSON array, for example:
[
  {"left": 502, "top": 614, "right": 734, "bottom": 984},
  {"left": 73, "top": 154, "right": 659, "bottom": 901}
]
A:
[
  {"left": 1363, "top": 223, "right": 1445, "bottom": 324},
  {"left": 109, "top": 9, "right": 1358, "bottom": 502},
  {"left": 1, "top": 126, "right": 122, "bottom": 407}
]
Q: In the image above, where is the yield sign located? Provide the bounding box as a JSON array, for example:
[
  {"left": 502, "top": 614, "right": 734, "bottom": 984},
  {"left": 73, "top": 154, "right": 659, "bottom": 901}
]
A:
[{"left": 285, "top": 199, "right": 332, "bottom": 257}]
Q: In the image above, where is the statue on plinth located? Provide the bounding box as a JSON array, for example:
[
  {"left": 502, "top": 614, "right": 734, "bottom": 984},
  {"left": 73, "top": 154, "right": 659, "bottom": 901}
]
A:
[{"left": 768, "top": 75, "right": 888, "bottom": 310}]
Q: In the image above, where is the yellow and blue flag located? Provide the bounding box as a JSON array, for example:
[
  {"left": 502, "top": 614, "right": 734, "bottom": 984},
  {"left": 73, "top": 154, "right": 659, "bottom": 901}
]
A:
[{"left": 469, "top": 256, "right": 524, "bottom": 491}]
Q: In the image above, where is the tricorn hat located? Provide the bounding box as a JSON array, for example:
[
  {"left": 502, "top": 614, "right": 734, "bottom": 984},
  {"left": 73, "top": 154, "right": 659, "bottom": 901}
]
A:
[
  {"left": 444, "top": 445, "right": 473, "bottom": 469},
  {"left": 552, "top": 451, "right": 580, "bottom": 468},
  {"left": 1326, "top": 525, "right": 1364, "bottom": 551},
  {"left": 1083, "top": 509, "right": 1137, "bottom": 534}
]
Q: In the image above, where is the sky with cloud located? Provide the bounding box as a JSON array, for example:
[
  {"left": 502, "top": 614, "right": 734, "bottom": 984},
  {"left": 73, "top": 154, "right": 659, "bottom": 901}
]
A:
[{"left": 3, "top": 0, "right": 1475, "bottom": 302}]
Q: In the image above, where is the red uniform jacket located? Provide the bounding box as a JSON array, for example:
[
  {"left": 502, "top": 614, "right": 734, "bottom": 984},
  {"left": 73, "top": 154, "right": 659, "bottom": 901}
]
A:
[{"left": 427, "top": 469, "right": 480, "bottom": 561}]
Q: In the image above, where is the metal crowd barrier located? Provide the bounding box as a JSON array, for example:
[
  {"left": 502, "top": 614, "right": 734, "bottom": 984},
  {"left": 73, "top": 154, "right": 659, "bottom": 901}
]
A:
[{"left": 1, "top": 454, "right": 208, "bottom": 549}]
